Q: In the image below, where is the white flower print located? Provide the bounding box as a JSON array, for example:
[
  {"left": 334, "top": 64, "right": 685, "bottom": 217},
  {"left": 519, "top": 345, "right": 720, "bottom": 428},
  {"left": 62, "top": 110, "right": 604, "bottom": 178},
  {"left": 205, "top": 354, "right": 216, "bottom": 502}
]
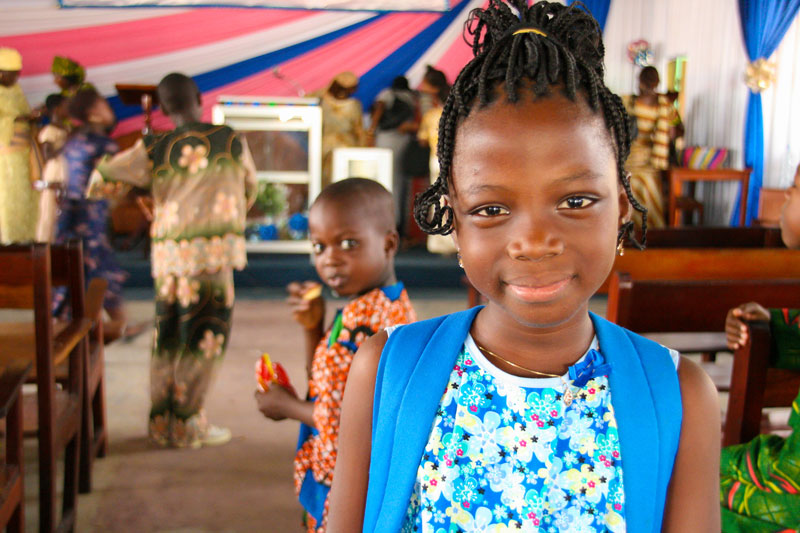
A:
[
  {"left": 176, "top": 277, "right": 200, "bottom": 308},
  {"left": 212, "top": 191, "right": 239, "bottom": 222},
  {"left": 458, "top": 410, "right": 503, "bottom": 464},
  {"left": 178, "top": 144, "right": 208, "bottom": 174},
  {"left": 161, "top": 201, "right": 180, "bottom": 232},
  {"left": 198, "top": 329, "right": 225, "bottom": 359},
  {"left": 157, "top": 275, "right": 176, "bottom": 305}
]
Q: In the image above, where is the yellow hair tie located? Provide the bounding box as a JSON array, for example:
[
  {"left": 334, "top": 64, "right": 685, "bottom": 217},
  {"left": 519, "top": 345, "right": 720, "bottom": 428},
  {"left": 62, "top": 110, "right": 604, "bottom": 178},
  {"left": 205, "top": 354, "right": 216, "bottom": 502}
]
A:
[{"left": 513, "top": 28, "right": 547, "bottom": 37}]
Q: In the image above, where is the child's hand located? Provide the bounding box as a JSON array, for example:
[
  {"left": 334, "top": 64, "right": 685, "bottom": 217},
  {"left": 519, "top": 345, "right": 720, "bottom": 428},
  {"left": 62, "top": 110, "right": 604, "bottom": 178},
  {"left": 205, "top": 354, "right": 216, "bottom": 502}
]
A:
[
  {"left": 254, "top": 385, "right": 297, "bottom": 421},
  {"left": 725, "top": 302, "right": 770, "bottom": 349},
  {"left": 287, "top": 281, "right": 324, "bottom": 330}
]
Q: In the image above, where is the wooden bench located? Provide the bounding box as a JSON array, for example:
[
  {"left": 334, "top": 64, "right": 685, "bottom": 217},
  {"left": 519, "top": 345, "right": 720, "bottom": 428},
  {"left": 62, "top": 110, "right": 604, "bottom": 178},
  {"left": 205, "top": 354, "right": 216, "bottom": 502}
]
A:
[
  {"left": 606, "top": 273, "right": 800, "bottom": 390},
  {"left": 642, "top": 227, "right": 784, "bottom": 248},
  {"left": 599, "top": 248, "right": 800, "bottom": 294}
]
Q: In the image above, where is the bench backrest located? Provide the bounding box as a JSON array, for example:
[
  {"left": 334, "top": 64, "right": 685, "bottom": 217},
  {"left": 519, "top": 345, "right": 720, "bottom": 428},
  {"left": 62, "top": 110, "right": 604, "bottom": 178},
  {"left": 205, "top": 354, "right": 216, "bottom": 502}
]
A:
[{"left": 607, "top": 271, "right": 800, "bottom": 333}]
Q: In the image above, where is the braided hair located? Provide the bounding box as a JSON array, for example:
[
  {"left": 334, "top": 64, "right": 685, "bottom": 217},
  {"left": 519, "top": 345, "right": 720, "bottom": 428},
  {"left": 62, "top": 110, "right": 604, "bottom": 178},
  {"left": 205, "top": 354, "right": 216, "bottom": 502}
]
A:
[{"left": 413, "top": 0, "right": 647, "bottom": 248}]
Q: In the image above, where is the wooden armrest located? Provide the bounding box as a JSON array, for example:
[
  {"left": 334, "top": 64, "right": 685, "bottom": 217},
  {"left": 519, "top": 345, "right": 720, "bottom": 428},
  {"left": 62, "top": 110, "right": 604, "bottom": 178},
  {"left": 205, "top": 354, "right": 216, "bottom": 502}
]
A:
[
  {"left": 0, "top": 360, "right": 32, "bottom": 417},
  {"left": 86, "top": 278, "right": 108, "bottom": 324},
  {"left": 53, "top": 317, "right": 93, "bottom": 366}
]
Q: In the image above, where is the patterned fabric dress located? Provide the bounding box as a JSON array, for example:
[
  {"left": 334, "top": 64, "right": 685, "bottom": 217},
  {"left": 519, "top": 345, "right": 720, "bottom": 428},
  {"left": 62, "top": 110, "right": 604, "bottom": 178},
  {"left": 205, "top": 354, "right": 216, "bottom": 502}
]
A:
[
  {"left": 0, "top": 82, "right": 38, "bottom": 243},
  {"left": 623, "top": 95, "right": 677, "bottom": 229},
  {"left": 402, "top": 335, "right": 629, "bottom": 533},
  {"left": 88, "top": 122, "right": 257, "bottom": 447},
  {"left": 295, "top": 283, "right": 416, "bottom": 532},
  {"left": 720, "top": 309, "right": 800, "bottom": 532},
  {"left": 54, "top": 129, "right": 126, "bottom": 313}
]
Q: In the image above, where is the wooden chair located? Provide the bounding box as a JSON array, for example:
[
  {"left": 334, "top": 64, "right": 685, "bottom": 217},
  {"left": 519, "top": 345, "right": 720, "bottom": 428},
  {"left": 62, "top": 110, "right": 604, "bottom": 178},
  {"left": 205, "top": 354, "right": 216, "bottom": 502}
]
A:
[
  {"left": 667, "top": 167, "right": 751, "bottom": 227},
  {"left": 606, "top": 272, "right": 800, "bottom": 387},
  {"left": 722, "top": 319, "right": 800, "bottom": 446},
  {"left": 0, "top": 243, "right": 88, "bottom": 533},
  {"left": 50, "top": 243, "right": 109, "bottom": 494},
  {"left": 0, "top": 360, "right": 32, "bottom": 533}
]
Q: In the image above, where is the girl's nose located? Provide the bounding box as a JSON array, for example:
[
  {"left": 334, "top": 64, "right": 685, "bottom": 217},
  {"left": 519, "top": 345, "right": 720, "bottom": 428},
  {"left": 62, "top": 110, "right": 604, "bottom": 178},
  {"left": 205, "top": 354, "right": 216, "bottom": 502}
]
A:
[{"left": 506, "top": 216, "right": 564, "bottom": 261}]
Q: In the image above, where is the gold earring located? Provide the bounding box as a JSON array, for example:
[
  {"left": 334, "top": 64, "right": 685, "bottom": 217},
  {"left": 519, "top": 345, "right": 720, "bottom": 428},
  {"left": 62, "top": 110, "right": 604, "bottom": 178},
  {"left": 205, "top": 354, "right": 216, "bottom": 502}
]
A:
[
  {"left": 616, "top": 240, "right": 625, "bottom": 257},
  {"left": 457, "top": 252, "right": 464, "bottom": 268}
]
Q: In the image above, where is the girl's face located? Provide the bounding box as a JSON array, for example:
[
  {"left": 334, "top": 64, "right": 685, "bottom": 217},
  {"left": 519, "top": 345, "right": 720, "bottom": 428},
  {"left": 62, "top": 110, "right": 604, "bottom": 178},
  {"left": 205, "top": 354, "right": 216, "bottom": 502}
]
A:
[
  {"left": 449, "top": 92, "right": 630, "bottom": 328},
  {"left": 780, "top": 164, "right": 800, "bottom": 249}
]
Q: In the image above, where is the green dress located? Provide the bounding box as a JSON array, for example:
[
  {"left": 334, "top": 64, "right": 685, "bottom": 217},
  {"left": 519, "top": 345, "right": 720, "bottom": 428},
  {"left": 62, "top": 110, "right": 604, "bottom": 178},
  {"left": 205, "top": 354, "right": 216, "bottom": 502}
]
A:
[
  {"left": 0, "top": 83, "right": 38, "bottom": 243},
  {"left": 720, "top": 309, "right": 800, "bottom": 532},
  {"left": 90, "top": 123, "right": 257, "bottom": 447}
]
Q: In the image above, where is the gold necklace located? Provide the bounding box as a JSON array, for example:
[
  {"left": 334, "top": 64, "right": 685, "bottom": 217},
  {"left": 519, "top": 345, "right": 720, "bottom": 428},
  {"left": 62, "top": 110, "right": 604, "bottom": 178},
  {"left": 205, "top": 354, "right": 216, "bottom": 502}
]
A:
[{"left": 475, "top": 343, "right": 575, "bottom": 406}]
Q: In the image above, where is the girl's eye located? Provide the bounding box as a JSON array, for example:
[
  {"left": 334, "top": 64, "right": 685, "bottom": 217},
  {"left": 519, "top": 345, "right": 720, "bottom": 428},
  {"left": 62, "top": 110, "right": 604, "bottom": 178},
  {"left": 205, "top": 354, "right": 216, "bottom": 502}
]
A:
[
  {"left": 474, "top": 205, "right": 509, "bottom": 217},
  {"left": 558, "top": 196, "right": 596, "bottom": 209},
  {"left": 312, "top": 243, "right": 324, "bottom": 255},
  {"left": 340, "top": 239, "right": 358, "bottom": 250}
]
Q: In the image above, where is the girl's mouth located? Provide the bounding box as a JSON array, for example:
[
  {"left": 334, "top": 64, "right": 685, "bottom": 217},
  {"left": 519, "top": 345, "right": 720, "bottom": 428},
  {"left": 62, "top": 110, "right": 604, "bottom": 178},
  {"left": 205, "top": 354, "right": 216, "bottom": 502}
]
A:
[{"left": 506, "top": 277, "right": 572, "bottom": 303}]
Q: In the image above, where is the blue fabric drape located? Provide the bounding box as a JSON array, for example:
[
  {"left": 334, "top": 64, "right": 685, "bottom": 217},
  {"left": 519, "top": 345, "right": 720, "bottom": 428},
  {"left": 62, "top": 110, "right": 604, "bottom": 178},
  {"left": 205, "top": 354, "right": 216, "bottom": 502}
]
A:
[
  {"left": 567, "top": 0, "right": 611, "bottom": 32},
  {"left": 731, "top": 0, "right": 800, "bottom": 225}
]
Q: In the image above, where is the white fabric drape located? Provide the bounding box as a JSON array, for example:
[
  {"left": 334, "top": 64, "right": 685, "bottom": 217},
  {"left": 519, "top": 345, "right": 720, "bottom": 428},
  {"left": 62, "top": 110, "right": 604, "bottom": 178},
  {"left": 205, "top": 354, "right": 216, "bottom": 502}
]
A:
[{"left": 762, "top": 13, "right": 800, "bottom": 190}]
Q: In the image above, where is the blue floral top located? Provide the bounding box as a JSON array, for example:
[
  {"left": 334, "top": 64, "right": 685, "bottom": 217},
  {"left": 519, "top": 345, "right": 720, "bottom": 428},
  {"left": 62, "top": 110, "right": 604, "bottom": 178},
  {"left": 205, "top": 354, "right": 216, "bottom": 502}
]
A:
[{"left": 401, "top": 335, "right": 628, "bottom": 533}]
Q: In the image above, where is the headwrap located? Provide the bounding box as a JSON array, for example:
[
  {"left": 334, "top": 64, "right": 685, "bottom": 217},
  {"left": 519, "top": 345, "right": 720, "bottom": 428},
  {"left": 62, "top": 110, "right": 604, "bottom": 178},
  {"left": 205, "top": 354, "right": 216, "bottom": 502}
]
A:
[
  {"left": 51, "top": 56, "right": 85, "bottom": 81},
  {"left": 331, "top": 71, "right": 358, "bottom": 90},
  {"left": 0, "top": 48, "right": 22, "bottom": 71}
]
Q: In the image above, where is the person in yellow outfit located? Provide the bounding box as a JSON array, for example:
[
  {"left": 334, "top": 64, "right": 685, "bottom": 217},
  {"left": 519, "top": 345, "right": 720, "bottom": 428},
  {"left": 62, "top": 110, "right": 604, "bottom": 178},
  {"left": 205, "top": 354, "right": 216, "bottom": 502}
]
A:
[{"left": 0, "top": 47, "right": 38, "bottom": 244}]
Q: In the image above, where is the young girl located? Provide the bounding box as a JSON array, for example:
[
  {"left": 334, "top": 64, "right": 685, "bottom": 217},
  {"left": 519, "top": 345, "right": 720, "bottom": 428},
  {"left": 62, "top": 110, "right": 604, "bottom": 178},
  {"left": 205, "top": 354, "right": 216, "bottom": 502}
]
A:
[{"left": 327, "top": 2, "right": 720, "bottom": 532}]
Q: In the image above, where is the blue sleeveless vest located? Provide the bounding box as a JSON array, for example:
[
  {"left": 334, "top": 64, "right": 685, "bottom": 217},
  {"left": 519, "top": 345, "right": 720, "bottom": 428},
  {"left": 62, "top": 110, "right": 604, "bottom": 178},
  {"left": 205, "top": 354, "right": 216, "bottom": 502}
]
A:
[{"left": 364, "top": 307, "right": 682, "bottom": 532}]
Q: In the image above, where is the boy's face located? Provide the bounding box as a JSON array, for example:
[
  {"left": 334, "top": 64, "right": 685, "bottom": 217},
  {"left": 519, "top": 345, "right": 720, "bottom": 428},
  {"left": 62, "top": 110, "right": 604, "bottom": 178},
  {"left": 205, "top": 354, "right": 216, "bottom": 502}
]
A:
[
  {"left": 308, "top": 198, "right": 397, "bottom": 297},
  {"left": 780, "top": 164, "right": 800, "bottom": 249},
  {"left": 449, "top": 92, "right": 629, "bottom": 329}
]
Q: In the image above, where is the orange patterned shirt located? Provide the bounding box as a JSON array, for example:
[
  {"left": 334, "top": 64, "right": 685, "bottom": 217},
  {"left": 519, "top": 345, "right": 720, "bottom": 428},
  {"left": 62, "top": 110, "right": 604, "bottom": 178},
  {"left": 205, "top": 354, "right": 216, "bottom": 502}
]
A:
[{"left": 294, "top": 284, "right": 416, "bottom": 525}]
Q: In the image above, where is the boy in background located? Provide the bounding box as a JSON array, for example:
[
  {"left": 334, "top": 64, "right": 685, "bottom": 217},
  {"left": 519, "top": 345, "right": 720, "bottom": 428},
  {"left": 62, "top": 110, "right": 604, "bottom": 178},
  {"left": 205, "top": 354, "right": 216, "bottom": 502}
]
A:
[{"left": 255, "top": 178, "right": 416, "bottom": 532}]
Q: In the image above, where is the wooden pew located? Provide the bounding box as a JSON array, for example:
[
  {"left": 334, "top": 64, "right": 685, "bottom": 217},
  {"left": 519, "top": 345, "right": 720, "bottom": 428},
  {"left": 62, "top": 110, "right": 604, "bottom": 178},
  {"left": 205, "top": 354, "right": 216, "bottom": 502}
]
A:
[
  {"left": 606, "top": 273, "right": 800, "bottom": 390},
  {"left": 599, "top": 248, "right": 800, "bottom": 294},
  {"left": 642, "top": 227, "right": 784, "bottom": 248}
]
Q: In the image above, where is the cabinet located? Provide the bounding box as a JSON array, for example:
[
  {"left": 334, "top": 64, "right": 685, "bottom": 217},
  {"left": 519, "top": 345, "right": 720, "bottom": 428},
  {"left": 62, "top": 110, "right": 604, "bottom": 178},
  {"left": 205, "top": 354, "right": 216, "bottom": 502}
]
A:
[{"left": 212, "top": 96, "right": 322, "bottom": 253}]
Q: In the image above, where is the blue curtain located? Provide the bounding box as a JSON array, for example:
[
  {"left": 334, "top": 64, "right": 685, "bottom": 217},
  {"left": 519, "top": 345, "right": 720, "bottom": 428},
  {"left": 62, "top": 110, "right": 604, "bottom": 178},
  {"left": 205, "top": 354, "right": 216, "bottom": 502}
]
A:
[
  {"left": 732, "top": 0, "right": 800, "bottom": 225},
  {"left": 567, "top": 0, "right": 611, "bottom": 32}
]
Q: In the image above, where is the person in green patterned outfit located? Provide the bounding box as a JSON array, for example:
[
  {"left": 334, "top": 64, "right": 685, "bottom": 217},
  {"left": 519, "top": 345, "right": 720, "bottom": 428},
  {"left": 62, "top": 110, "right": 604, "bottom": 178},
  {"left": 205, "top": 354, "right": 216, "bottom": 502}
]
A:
[
  {"left": 87, "top": 73, "right": 257, "bottom": 448},
  {"left": 722, "top": 162, "right": 800, "bottom": 532}
]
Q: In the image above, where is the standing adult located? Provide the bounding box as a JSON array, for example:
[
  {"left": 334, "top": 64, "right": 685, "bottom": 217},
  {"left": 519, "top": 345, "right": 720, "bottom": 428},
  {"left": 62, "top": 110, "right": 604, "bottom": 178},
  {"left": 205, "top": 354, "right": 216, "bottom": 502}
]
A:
[
  {"left": 318, "top": 71, "right": 365, "bottom": 188},
  {"left": 0, "top": 47, "right": 38, "bottom": 243},
  {"left": 368, "top": 76, "right": 417, "bottom": 232},
  {"left": 623, "top": 66, "right": 682, "bottom": 229}
]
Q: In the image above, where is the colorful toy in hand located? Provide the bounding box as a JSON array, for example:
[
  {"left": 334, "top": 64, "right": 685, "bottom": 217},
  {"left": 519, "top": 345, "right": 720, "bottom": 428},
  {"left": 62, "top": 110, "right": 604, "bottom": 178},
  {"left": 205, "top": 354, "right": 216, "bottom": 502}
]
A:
[{"left": 255, "top": 352, "right": 295, "bottom": 395}]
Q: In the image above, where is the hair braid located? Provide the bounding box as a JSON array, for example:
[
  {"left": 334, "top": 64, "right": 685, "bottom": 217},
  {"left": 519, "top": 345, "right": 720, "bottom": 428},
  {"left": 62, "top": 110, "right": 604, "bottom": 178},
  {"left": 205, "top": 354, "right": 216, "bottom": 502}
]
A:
[{"left": 414, "top": 0, "right": 648, "bottom": 247}]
